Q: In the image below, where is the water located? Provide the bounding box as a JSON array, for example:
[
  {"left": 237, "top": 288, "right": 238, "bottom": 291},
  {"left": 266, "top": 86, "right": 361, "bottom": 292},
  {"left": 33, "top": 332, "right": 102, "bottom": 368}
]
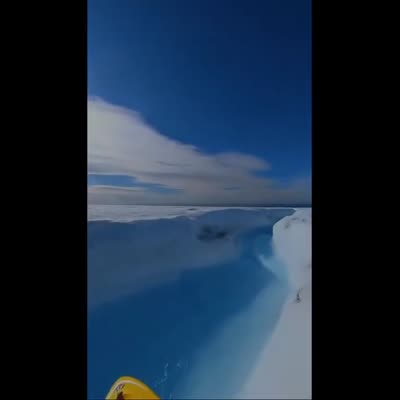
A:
[{"left": 88, "top": 227, "right": 288, "bottom": 399}]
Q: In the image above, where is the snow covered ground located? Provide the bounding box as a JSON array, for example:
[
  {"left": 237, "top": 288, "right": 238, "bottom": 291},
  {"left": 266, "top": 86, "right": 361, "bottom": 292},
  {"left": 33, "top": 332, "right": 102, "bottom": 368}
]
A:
[
  {"left": 240, "top": 209, "right": 312, "bottom": 399},
  {"left": 88, "top": 205, "right": 311, "bottom": 399},
  {"left": 88, "top": 204, "right": 296, "bottom": 222}
]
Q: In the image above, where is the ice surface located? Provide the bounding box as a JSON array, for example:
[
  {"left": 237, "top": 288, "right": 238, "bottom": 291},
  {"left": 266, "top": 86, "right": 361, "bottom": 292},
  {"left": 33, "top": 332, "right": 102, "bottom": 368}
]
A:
[
  {"left": 88, "top": 207, "right": 294, "bottom": 307},
  {"left": 88, "top": 204, "right": 295, "bottom": 222},
  {"left": 88, "top": 206, "right": 311, "bottom": 399},
  {"left": 273, "top": 208, "right": 312, "bottom": 297},
  {"left": 240, "top": 209, "right": 312, "bottom": 399},
  {"left": 88, "top": 205, "right": 226, "bottom": 221}
]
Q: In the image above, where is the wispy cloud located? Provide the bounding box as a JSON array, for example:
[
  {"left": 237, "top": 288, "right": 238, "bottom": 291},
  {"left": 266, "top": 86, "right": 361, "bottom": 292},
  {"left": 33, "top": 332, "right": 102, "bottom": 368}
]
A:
[{"left": 88, "top": 98, "right": 310, "bottom": 205}]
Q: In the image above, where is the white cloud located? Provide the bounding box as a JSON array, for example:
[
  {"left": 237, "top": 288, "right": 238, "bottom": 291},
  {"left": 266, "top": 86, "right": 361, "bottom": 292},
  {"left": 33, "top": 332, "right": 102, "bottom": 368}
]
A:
[{"left": 88, "top": 98, "right": 311, "bottom": 205}]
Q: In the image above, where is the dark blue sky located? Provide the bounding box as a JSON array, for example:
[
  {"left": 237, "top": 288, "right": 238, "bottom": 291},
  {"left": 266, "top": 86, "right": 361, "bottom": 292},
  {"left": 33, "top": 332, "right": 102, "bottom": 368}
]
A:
[
  {"left": 88, "top": 0, "right": 311, "bottom": 205},
  {"left": 89, "top": 0, "right": 311, "bottom": 178}
]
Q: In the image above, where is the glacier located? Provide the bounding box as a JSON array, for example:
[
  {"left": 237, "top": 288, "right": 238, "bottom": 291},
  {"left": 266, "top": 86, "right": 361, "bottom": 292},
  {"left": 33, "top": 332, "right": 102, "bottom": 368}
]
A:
[{"left": 88, "top": 205, "right": 312, "bottom": 399}]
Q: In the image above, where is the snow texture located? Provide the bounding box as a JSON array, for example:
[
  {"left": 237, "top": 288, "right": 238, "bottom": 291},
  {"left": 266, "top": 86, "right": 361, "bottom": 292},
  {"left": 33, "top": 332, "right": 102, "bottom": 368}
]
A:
[{"left": 240, "top": 209, "right": 312, "bottom": 399}]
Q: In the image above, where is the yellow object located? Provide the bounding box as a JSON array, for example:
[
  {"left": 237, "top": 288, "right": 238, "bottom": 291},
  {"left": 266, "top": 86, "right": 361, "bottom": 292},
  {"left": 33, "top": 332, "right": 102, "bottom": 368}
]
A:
[{"left": 105, "top": 376, "right": 160, "bottom": 400}]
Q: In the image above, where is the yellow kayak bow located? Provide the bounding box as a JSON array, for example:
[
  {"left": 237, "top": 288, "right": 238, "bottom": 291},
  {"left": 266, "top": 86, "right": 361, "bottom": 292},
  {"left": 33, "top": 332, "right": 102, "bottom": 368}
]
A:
[{"left": 105, "top": 376, "right": 160, "bottom": 400}]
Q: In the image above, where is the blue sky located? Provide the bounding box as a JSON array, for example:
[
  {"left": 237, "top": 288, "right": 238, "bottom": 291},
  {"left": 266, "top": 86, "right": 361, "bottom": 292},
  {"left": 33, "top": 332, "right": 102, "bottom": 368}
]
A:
[{"left": 88, "top": 0, "right": 311, "bottom": 205}]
